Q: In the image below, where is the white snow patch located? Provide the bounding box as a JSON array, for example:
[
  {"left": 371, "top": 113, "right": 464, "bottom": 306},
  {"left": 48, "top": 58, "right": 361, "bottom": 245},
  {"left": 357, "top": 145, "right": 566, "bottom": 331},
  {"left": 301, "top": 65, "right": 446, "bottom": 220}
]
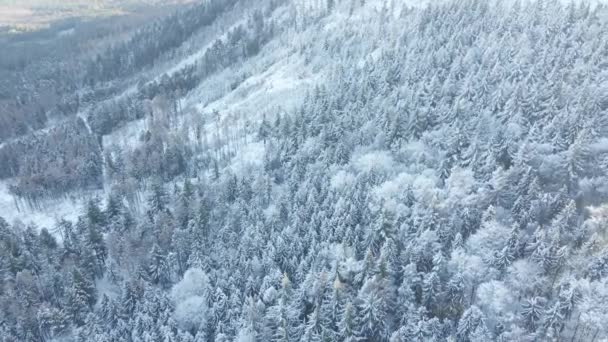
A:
[
  {"left": 0, "top": 180, "right": 90, "bottom": 231},
  {"left": 373, "top": 172, "right": 414, "bottom": 200},
  {"left": 103, "top": 117, "right": 147, "bottom": 151},
  {"left": 229, "top": 141, "right": 266, "bottom": 177},
  {"left": 353, "top": 150, "right": 395, "bottom": 173},
  {"left": 196, "top": 50, "right": 315, "bottom": 120},
  {"left": 171, "top": 268, "right": 211, "bottom": 331},
  {"left": 444, "top": 167, "right": 478, "bottom": 208},
  {"left": 330, "top": 170, "right": 356, "bottom": 190},
  {"left": 591, "top": 138, "right": 608, "bottom": 154}
]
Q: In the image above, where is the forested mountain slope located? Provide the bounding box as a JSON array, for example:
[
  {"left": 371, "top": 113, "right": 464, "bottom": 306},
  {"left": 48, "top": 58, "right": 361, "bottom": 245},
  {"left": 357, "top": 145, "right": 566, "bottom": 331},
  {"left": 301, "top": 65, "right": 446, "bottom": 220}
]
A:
[{"left": 1, "top": 0, "right": 608, "bottom": 341}]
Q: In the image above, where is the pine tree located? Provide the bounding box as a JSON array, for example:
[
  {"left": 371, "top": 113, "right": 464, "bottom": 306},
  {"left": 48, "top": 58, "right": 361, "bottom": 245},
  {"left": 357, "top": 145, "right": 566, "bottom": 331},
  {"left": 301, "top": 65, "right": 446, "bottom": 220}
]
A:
[
  {"left": 67, "top": 269, "right": 96, "bottom": 325},
  {"left": 86, "top": 223, "right": 106, "bottom": 276},
  {"left": 176, "top": 178, "right": 195, "bottom": 228},
  {"left": 86, "top": 198, "right": 106, "bottom": 227},
  {"left": 149, "top": 243, "right": 171, "bottom": 288},
  {"left": 148, "top": 179, "right": 169, "bottom": 217},
  {"left": 259, "top": 114, "right": 272, "bottom": 144},
  {"left": 457, "top": 306, "right": 487, "bottom": 342},
  {"left": 357, "top": 277, "right": 389, "bottom": 341},
  {"left": 338, "top": 301, "right": 358, "bottom": 342},
  {"left": 521, "top": 296, "right": 545, "bottom": 331},
  {"left": 104, "top": 193, "right": 124, "bottom": 224},
  {"left": 37, "top": 305, "right": 70, "bottom": 339}
]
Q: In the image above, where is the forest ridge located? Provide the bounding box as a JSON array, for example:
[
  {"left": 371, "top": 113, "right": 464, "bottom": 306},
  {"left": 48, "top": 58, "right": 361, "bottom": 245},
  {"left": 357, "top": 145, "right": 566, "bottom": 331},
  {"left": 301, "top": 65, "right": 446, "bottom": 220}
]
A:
[{"left": 1, "top": 0, "right": 608, "bottom": 341}]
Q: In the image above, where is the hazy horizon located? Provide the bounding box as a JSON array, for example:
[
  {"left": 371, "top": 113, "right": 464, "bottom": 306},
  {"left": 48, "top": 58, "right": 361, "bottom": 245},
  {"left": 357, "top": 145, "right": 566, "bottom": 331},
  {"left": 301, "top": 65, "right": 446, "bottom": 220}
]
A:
[{"left": 0, "top": 0, "right": 195, "bottom": 31}]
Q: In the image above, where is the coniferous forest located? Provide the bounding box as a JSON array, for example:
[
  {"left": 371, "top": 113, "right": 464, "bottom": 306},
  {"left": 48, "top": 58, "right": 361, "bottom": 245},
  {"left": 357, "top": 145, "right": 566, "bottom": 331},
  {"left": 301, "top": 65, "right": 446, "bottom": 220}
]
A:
[{"left": 1, "top": 0, "right": 608, "bottom": 341}]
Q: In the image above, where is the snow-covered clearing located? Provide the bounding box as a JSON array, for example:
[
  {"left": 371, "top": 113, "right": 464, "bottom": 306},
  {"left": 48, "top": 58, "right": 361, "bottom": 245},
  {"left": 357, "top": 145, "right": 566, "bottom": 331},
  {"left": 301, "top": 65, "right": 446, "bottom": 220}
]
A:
[{"left": 0, "top": 180, "right": 94, "bottom": 230}]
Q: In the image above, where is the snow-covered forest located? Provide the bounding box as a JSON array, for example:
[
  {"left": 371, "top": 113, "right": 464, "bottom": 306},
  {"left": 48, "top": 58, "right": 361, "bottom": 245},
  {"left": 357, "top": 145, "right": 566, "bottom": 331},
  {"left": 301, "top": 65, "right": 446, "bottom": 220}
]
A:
[{"left": 1, "top": 0, "right": 608, "bottom": 341}]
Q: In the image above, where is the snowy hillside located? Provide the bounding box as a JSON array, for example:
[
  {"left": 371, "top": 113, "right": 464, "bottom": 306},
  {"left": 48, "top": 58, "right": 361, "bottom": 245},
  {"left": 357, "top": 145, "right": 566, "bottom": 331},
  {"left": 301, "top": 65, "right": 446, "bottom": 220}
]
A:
[{"left": 1, "top": 0, "right": 608, "bottom": 341}]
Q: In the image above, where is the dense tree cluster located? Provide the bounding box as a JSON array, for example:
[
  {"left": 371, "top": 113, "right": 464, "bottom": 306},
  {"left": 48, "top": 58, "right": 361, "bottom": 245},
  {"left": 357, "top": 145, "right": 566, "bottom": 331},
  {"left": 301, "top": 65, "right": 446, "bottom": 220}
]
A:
[
  {"left": 0, "top": 119, "right": 103, "bottom": 206},
  {"left": 0, "top": 15, "right": 150, "bottom": 144},
  {"left": 84, "top": 0, "right": 240, "bottom": 84},
  {"left": 0, "top": 0, "right": 244, "bottom": 146},
  {"left": 0, "top": 0, "right": 280, "bottom": 205},
  {"left": 2, "top": 0, "right": 608, "bottom": 341},
  {"left": 88, "top": 2, "right": 279, "bottom": 137}
]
